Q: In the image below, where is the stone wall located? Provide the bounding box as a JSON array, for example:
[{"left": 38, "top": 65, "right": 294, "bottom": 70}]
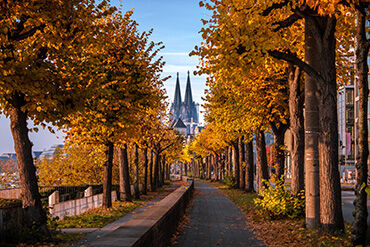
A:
[
  {"left": 0, "top": 205, "right": 23, "bottom": 240},
  {"left": 51, "top": 191, "right": 117, "bottom": 219},
  {"left": 134, "top": 180, "right": 194, "bottom": 247},
  {"left": 89, "top": 179, "right": 194, "bottom": 247}
]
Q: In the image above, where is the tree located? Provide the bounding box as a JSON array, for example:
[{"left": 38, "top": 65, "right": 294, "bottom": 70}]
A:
[
  {"left": 265, "top": 1, "right": 349, "bottom": 232},
  {"left": 118, "top": 144, "right": 132, "bottom": 202},
  {"left": 287, "top": 64, "right": 304, "bottom": 195},
  {"left": 65, "top": 10, "right": 167, "bottom": 208},
  {"left": 133, "top": 143, "right": 140, "bottom": 199},
  {"left": 195, "top": 0, "right": 358, "bottom": 232},
  {"left": 352, "top": 1, "right": 369, "bottom": 245},
  {"left": 37, "top": 144, "right": 108, "bottom": 186},
  {"left": 193, "top": 0, "right": 293, "bottom": 190},
  {"left": 151, "top": 125, "right": 183, "bottom": 191},
  {"left": 0, "top": 0, "right": 111, "bottom": 234}
]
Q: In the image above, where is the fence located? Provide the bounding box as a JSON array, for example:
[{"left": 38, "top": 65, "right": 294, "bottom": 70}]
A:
[
  {"left": 50, "top": 190, "right": 117, "bottom": 219},
  {"left": 0, "top": 188, "right": 21, "bottom": 199}
]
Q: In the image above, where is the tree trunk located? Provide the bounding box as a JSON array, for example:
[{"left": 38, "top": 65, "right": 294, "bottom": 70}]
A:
[
  {"left": 184, "top": 163, "right": 188, "bottom": 177},
  {"left": 158, "top": 156, "right": 162, "bottom": 186},
  {"left": 256, "top": 129, "right": 269, "bottom": 193},
  {"left": 143, "top": 147, "right": 148, "bottom": 195},
  {"left": 119, "top": 145, "right": 132, "bottom": 202},
  {"left": 133, "top": 143, "right": 140, "bottom": 200},
  {"left": 149, "top": 150, "right": 154, "bottom": 191},
  {"left": 245, "top": 140, "right": 255, "bottom": 192},
  {"left": 207, "top": 156, "right": 211, "bottom": 179},
  {"left": 166, "top": 163, "right": 170, "bottom": 180},
  {"left": 239, "top": 137, "right": 246, "bottom": 190},
  {"left": 153, "top": 148, "right": 160, "bottom": 191},
  {"left": 215, "top": 155, "right": 219, "bottom": 181},
  {"left": 161, "top": 154, "right": 166, "bottom": 185},
  {"left": 311, "top": 16, "right": 344, "bottom": 233},
  {"left": 103, "top": 141, "right": 113, "bottom": 208},
  {"left": 224, "top": 148, "right": 228, "bottom": 176},
  {"left": 229, "top": 146, "right": 233, "bottom": 175},
  {"left": 9, "top": 103, "right": 49, "bottom": 235},
  {"left": 202, "top": 158, "right": 206, "bottom": 179},
  {"left": 270, "top": 122, "right": 288, "bottom": 180},
  {"left": 288, "top": 64, "right": 305, "bottom": 195},
  {"left": 352, "top": 5, "right": 369, "bottom": 245},
  {"left": 233, "top": 140, "right": 240, "bottom": 188},
  {"left": 304, "top": 18, "right": 321, "bottom": 229}
]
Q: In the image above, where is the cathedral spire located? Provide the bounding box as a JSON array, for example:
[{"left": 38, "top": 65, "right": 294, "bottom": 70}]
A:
[
  {"left": 184, "top": 71, "right": 193, "bottom": 106},
  {"left": 173, "top": 72, "right": 182, "bottom": 108}
]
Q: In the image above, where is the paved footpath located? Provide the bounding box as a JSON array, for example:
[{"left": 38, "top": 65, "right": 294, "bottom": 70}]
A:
[{"left": 174, "top": 181, "right": 264, "bottom": 247}]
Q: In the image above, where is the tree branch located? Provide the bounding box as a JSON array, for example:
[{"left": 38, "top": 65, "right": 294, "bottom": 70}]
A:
[
  {"left": 159, "top": 142, "right": 175, "bottom": 154},
  {"left": 268, "top": 50, "right": 325, "bottom": 84},
  {"left": 9, "top": 25, "right": 45, "bottom": 42},
  {"left": 262, "top": 0, "right": 290, "bottom": 16},
  {"left": 269, "top": 121, "right": 278, "bottom": 134},
  {"left": 273, "top": 14, "right": 302, "bottom": 32}
]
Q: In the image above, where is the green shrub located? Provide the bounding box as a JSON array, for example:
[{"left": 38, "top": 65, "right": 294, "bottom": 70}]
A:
[
  {"left": 254, "top": 179, "right": 304, "bottom": 219},
  {"left": 223, "top": 175, "right": 235, "bottom": 189}
]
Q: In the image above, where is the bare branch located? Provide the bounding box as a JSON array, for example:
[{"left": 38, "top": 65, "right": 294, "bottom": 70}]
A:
[{"left": 268, "top": 50, "right": 325, "bottom": 84}]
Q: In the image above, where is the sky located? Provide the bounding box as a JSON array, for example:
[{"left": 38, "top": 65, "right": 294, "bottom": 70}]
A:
[{"left": 0, "top": 0, "right": 209, "bottom": 154}]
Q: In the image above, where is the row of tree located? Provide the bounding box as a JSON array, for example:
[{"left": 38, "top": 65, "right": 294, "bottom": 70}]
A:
[
  {"left": 0, "top": 0, "right": 183, "bottom": 238},
  {"left": 188, "top": 0, "right": 368, "bottom": 245},
  {"left": 37, "top": 135, "right": 182, "bottom": 199}
]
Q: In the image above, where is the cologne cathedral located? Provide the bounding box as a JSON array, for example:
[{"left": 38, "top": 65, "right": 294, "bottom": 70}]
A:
[{"left": 170, "top": 71, "right": 200, "bottom": 136}]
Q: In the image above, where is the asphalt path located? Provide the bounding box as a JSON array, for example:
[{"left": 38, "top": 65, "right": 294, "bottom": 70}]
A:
[
  {"left": 174, "top": 181, "right": 263, "bottom": 247},
  {"left": 341, "top": 190, "right": 370, "bottom": 226}
]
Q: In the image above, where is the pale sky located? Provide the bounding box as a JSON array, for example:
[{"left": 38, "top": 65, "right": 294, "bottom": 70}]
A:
[{"left": 0, "top": 0, "right": 208, "bottom": 154}]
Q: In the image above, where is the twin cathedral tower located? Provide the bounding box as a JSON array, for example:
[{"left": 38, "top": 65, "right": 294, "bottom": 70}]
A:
[{"left": 170, "top": 71, "right": 200, "bottom": 135}]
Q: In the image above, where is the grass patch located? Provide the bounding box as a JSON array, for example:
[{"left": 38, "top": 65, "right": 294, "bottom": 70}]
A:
[
  {"left": 0, "top": 232, "right": 86, "bottom": 247},
  {"left": 0, "top": 198, "right": 21, "bottom": 208},
  {"left": 56, "top": 200, "right": 141, "bottom": 228},
  {"left": 204, "top": 180, "right": 355, "bottom": 247},
  {"left": 56, "top": 183, "right": 175, "bottom": 229}
]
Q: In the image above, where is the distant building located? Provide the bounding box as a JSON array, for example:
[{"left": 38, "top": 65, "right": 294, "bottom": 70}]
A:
[
  {"left": 338, "top": 84, "right": 356, "bottom": 182},
  {"left": 338, "top": 85, "right": 355, "bottom": 166},
  {"left": 0, "top": 153, "right": 17, "bottom": 161},
  {"left": 0, "top": 150, "right": 49, "bottom": 161},
  {"left": 38, "top": 144, "right": 64, "bottom": 160},
  {"left": 173, "top": 118, "right": 187, "bottom": 136},
  {"left": 170, "top": 71, "right": 202, "bottom": 137},
  {"left": 32, "top": 151, "right": 43, "bottom": 159}
]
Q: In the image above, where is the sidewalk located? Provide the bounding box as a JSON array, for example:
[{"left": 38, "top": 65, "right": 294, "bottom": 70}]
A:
[
  {"left": 65, "top": 183, "right": 180, "bottom": 246},
  {"left": 173, "top": 181, "right": 264, "bottom": 247}
]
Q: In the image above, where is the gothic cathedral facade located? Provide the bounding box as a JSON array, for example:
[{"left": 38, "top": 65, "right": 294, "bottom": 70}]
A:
[{"left": 170, "top": 71, "right": 200, "bottom": 135}]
